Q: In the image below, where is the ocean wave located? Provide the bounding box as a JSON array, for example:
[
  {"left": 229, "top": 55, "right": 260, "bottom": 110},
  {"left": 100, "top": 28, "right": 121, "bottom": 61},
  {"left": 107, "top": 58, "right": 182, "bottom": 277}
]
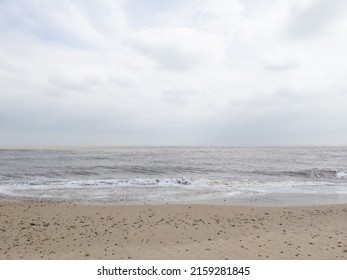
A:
[
  {"left": 255, "top": 169, "right": 346, "bottom": 179},
  {"left": 1, "top": 176, "right": 346, "bottom": 196},
  {"left": 65, "top": 170, "right": 100, "bottom": 176},
  {"left": 3, "top": 177, "right": 193, "bottom": 189},
  {"left": 293, "top": 169, "right": 346, "bottom": 179},
  {"left": 335, "top": 171, "right": 346, "bottom": 178},
  {"left": 21, "top": 177, "right": 193, "bottom": 188},
  {"left": 1, "top": 176, "right": 345, "bottom": 189},
  {"left": 0, "top": 175, "right": 9, "bottom": 180}
]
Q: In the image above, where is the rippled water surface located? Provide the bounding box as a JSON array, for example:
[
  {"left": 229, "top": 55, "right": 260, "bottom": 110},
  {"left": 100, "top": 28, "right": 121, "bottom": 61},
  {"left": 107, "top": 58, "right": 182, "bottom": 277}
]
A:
[{"left": 1, "top": 147, "right": 346, "bottom": 205}]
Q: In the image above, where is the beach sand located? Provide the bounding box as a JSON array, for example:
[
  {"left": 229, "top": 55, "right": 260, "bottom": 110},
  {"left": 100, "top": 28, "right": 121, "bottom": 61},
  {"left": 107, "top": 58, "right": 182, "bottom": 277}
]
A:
[{"left": 0, "top": 199, "right": 346, "bottom": 260}]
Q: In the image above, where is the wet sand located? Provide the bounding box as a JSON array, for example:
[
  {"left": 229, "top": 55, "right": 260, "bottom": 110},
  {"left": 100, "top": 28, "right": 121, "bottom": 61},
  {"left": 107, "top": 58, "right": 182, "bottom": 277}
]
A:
[{"left": 0, "top": 199, "right": 346, "bottom": 259}]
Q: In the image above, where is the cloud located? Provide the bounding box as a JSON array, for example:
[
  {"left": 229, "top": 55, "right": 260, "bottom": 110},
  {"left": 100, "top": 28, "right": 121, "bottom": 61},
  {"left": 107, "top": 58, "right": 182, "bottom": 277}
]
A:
[
  {"left": 284, "top": 0, "right": 347, "bottom": 40},
  {"left": 0, "top": 0, "right": 346, "bottom": 146},
  {"left": 263, "top": 63, "right": 299, "bottom": 72},
  {"left": 128, "top": 27, "right": 225, "bottom": 71}
]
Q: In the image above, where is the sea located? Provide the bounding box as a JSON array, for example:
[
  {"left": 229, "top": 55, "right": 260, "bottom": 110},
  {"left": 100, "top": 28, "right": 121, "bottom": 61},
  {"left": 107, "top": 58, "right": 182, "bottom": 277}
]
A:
[{"left": 0, "top": 147, "right": 347, "bottom": 206}]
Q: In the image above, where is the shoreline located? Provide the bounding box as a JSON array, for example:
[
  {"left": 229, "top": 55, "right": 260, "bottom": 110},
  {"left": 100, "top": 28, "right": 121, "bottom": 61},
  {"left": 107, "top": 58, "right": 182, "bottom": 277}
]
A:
[
  {"left": 1, "top": 198, "right": 346, "bottom": 260},
  {"left": 2, "top": 191, "right": 347, "bottom": 207}
]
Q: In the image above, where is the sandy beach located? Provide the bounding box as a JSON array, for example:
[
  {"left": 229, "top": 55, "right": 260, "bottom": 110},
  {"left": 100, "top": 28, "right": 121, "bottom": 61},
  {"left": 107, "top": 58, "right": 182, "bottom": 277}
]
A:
[{"left": 0, "top": 199, "right": 346, "bottom": 260}]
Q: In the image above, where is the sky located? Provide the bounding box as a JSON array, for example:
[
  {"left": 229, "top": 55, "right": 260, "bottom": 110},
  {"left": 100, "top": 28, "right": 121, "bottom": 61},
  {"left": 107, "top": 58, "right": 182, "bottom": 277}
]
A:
[{"left": 0, "top": 0, "right": 347, "bottom": 146}]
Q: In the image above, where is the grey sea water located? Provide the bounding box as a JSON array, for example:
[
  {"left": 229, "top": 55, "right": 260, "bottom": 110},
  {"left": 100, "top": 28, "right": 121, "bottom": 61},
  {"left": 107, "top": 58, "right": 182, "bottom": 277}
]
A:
[{"left": 0, "top": 147, "right": 346, "bottom": 206}]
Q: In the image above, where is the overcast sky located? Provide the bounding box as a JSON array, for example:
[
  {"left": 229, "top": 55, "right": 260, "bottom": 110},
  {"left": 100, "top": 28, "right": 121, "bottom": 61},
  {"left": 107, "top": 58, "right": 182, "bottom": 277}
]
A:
[{"left": 1, "top": 0, "right": 347, "bottom": 146}]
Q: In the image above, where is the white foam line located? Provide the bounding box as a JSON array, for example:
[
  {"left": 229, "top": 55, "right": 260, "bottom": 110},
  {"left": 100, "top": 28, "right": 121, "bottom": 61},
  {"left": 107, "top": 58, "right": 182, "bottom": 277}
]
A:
[{"left": 1, "top": 177, "right": 347, "bottom": 203}]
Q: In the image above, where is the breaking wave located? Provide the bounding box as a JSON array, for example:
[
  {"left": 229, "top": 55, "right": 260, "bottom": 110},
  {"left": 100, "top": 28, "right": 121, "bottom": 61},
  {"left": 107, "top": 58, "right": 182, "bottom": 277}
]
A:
[
  {"left": 257, "top": 169, "right": 346, "bottom": 179},
  {"left": 1, "top": 176, "right": 347, "bottom": 204}
]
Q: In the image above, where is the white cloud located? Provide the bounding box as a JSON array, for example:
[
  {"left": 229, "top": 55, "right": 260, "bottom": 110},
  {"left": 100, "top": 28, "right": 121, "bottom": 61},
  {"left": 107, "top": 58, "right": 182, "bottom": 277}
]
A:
[
  {"left": 284, "top": 0, "right": 347, "bottom": 40},
  {"left": 128, "top": 27, "right": 226, "bottom": 71},
  {"left": 0, "top": 0, "right": 346, "bottom": 146}
]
